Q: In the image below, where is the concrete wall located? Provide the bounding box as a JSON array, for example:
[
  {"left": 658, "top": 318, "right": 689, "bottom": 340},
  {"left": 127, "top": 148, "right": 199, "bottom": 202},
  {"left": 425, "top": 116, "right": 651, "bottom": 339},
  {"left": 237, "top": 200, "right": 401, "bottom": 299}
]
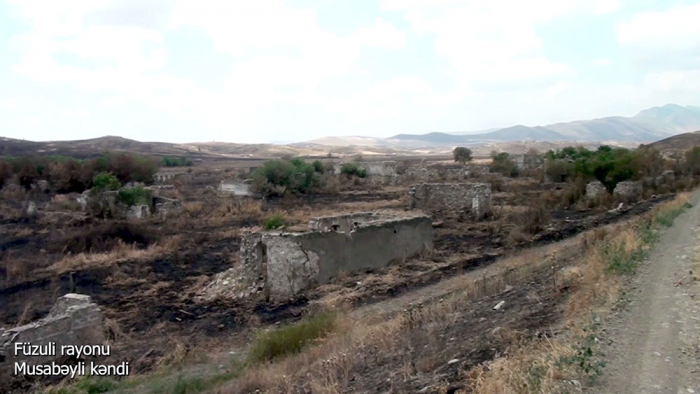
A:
[
  {"left": 219, "top": 180, "right": 255, "bottom": 197},
  {"left": 0, "top": 294, "right": 104, "bottom": 377},
  {"left": 242, "top": 215, "right": 433, "bottom": 301},
  {"left": 409, "top": 183, "right": 492, "bottom": 218},
  {"left": 309, "top": 212, "right": 393, "bottom": 233}
]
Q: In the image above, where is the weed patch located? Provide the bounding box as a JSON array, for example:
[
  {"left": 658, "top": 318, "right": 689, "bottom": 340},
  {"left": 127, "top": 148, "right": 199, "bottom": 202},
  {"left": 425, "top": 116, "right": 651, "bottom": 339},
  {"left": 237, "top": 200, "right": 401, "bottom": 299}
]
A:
[
  {"left": 262, "top": 213, "right": 288, "bottom": 231},
  {"left": 248, "top": 312, "right": 338, "bottom": 363}
]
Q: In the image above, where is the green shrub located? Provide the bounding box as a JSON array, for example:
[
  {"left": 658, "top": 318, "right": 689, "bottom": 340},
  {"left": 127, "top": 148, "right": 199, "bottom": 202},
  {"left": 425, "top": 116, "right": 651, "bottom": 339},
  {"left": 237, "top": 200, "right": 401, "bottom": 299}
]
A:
[
  {"left": 262, "top": 213, "right": 287, "bottom": 230},
  {"left": 117, "top": 187, "right": 151, "bottom": 206},
  {"left": 312, "top": 160, "right": 325, "bottom": 173},
  {"left": 544, "top": 145, "right": 668, "bottom": 192},
  {"left": 248, "top": 312, "right": 337, "bottom": 363},
  {"left": 162, "top": 156, "right": 193, "bottom": 167},
  {"left": 252, "top": 158, "right": 324, "bottom": 196},
  {"left": 340, "top": 163, "right": 367, "bottom": 178},
  {"left": 92, "top": 172, "right": 121, "bottom": 192},
  {"left": 490, "top": 151, "right": 519, "bottom": 177}
]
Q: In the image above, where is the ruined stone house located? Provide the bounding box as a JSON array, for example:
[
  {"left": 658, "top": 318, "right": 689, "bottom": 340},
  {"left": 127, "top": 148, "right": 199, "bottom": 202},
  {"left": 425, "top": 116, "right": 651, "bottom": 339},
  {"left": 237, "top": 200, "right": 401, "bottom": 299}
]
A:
[
  {"left": 512, "top": 154, "right": 545, "bottom": 170},
  {"left": 200, "top": 212, "right": 433, "bottom": 301},
  {"left": 409, "top": 183, "right": 492, "bottom": 219}
]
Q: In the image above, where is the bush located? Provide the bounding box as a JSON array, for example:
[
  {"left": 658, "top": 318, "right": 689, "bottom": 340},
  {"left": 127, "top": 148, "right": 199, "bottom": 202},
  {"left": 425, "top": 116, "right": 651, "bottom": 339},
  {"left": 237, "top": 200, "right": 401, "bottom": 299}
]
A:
[
  {"left": 92, "top": 172, "right": 121, "bottom": 192},
  {"left": 117, "top": 187, "right": 151, "bottom": 206},
  {"left": 252, "top": 158, "right": 324, "bottom": 196},
  {"left": 248, "top": 312, "right": 337, "bottom": 363},
  {"left": 545, "top": 159, "right": 575, "bottom": 183},
  {"left": 162, "top": 156, "right": 193, "bottom": 167},
  {"left": 262, "top": 213, "right": 287, "bottom": 230},
  {"left": 490, "top": 151, "right": 519, "bottom": 177},
  {"left": 340, "top": 163, "right": 367, "bottom": 178},
  {"left": 312, "top": 160, "right": 325, "bottom": 173}
]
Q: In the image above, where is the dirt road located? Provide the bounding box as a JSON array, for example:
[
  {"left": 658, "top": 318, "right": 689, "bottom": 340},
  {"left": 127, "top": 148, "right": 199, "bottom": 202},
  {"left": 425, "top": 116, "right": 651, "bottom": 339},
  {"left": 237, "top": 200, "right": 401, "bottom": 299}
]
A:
[{"left": 596, "top": 191, "right": 700, "bottom": 394}]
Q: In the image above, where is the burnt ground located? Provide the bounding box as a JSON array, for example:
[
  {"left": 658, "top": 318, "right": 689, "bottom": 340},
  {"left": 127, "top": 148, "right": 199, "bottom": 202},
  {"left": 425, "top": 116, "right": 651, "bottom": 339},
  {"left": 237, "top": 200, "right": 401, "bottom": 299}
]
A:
[
  {"left": 343, "top": 266, "right": 562, "bottom": 393},
  {"left": 0, "top": 189, "right": 674, "bottom": 392}
]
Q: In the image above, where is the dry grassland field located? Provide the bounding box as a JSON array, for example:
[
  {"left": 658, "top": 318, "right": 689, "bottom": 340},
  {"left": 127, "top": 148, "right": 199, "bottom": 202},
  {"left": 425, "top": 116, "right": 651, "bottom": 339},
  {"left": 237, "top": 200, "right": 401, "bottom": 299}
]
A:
[{"left": 1, "top": 142, "right": 700, "bottom": 393}]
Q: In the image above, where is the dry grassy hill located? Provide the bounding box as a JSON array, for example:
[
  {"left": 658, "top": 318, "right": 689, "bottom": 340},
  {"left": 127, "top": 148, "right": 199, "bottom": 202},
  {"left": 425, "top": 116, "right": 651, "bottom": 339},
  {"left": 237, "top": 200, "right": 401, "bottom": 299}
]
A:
[{"left": 647, "top": 130, "right": 700, "bottom": 154}]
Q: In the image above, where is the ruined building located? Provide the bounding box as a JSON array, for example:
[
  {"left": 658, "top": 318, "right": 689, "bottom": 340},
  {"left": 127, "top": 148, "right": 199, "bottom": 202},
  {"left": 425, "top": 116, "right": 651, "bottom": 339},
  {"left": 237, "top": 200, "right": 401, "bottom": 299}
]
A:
[
  {"left": 409, "top": 183, "right": 492, "bottom": 218},
  {"left": 199, "top": 212, "right": 433, "bottom": 301},
  {"left": 0, "top": 294, "right": 104, "bottom": 378}
]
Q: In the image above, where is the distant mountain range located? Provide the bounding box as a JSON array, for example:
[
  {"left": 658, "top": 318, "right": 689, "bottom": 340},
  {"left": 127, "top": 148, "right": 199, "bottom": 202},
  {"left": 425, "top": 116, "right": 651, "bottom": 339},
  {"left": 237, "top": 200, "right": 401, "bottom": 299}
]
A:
[{"left": 311, "top": 104, "right": 700, "bottom": 148}]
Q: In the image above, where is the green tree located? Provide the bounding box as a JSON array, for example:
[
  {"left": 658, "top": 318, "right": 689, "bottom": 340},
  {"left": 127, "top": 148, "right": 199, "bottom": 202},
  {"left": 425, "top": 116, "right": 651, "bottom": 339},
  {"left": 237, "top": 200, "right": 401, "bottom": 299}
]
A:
[
  {"left": 453, "top": 147, "right": 473, "bottom": 164},
  {"left": 92, "top": 172, "right": 121, "bottom": 192}
]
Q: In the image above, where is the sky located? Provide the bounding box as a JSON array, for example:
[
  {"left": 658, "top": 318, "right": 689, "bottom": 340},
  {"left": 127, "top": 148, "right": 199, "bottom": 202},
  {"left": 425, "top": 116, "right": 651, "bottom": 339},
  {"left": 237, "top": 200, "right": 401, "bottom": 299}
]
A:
[{"left": 1, "top": 0, "right": 699, "bottom": 144}]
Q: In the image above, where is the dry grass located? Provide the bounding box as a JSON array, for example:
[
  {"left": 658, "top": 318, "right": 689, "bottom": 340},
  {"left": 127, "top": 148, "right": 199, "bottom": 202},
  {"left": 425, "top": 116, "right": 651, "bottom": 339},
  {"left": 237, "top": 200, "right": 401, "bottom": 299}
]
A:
[
  {"left": 467, "top": 338, "right": 578, "bottom": 394},
  {"left": 48, "top": 235, "right": 183, "bottom": 274},
  {"left": 219, "top": 238, "right": 579, "bottom": 393},
  {"left": 174, "top": 198, "right": 264, "bottom": 227},
  {"left": 15, "top": 301, "right": 34, "bottom": 327},
  {"left": 463, "top": 192, "right": 693, "bottom": 393}
]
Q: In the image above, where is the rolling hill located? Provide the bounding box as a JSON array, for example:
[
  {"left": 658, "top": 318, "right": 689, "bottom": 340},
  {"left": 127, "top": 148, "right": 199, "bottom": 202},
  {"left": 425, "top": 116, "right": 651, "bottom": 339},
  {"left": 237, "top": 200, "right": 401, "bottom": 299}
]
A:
[
  {"left": 386, "top": 104, "right": 700, "bottom": 146},
  {"left": 648, "top": 130, "right": 700, "bottom": 154}
]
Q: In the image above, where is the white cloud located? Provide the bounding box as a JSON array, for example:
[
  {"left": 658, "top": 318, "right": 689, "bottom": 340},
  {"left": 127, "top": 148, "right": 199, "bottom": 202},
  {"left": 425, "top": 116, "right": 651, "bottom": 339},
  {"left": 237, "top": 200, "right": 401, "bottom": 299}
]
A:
[
  {"left": 378, "top": 0, "right": 619, "bottom": 91},
  {"left": 591, "top": 58, "right": 613, "bottom": 67},
  {"left": 645, "top": 70, "right": 700, "bottom": 92},
  {"left": 617, "top": 3, "right": 700, "bottom": 65}
]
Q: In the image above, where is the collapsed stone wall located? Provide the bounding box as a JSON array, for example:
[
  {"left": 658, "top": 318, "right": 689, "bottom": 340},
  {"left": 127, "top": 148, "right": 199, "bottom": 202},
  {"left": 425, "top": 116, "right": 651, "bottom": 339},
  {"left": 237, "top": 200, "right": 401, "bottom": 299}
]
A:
[
  {"left": 333, "top": 161, "right": 398, "bottom": 177},
  {"left": 613, "top": 181, "right": 643, "bottom": 198},
  {"left": 586, "top": 180, "right": 608, "bottom": 199},
  {"left": 0, "top": 294, "right": 104, "bottom": 377},
  {"left": 201, "top": 213, "right": 433, "bottom": 302},
  {"left": 409, "top": 183, "right": 492, "bottom": 218}
]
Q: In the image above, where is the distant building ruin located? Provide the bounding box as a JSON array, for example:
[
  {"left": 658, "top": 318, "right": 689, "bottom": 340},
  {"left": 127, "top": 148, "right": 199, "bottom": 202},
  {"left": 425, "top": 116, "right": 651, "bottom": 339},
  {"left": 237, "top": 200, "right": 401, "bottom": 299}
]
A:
[
  {"left": 512, "top": 154, "right": 545, "bottom": 170},
  {"left": 219, "top": 179, "right": 255, "bottom": 197},
  {"left": 409, "top": 183, "right": 492, "bottom": 218}
]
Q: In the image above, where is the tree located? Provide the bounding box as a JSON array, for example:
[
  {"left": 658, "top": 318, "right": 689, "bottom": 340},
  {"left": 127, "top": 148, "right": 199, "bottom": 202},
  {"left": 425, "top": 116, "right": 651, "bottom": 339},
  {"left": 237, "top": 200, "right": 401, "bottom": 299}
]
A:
[
  {"left": 92, "top": 172, "right": 121, "bottom": 192},
  {"left": 453, "top": 147, "right": 472, "bottom": 164}
]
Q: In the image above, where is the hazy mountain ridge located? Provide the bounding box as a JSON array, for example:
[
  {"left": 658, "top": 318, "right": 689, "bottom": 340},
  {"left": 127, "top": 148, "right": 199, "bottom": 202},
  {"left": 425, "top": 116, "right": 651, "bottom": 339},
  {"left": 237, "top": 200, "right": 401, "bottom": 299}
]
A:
[{"left": 334, "top": 104, "right": 700, "bottom": 147}]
